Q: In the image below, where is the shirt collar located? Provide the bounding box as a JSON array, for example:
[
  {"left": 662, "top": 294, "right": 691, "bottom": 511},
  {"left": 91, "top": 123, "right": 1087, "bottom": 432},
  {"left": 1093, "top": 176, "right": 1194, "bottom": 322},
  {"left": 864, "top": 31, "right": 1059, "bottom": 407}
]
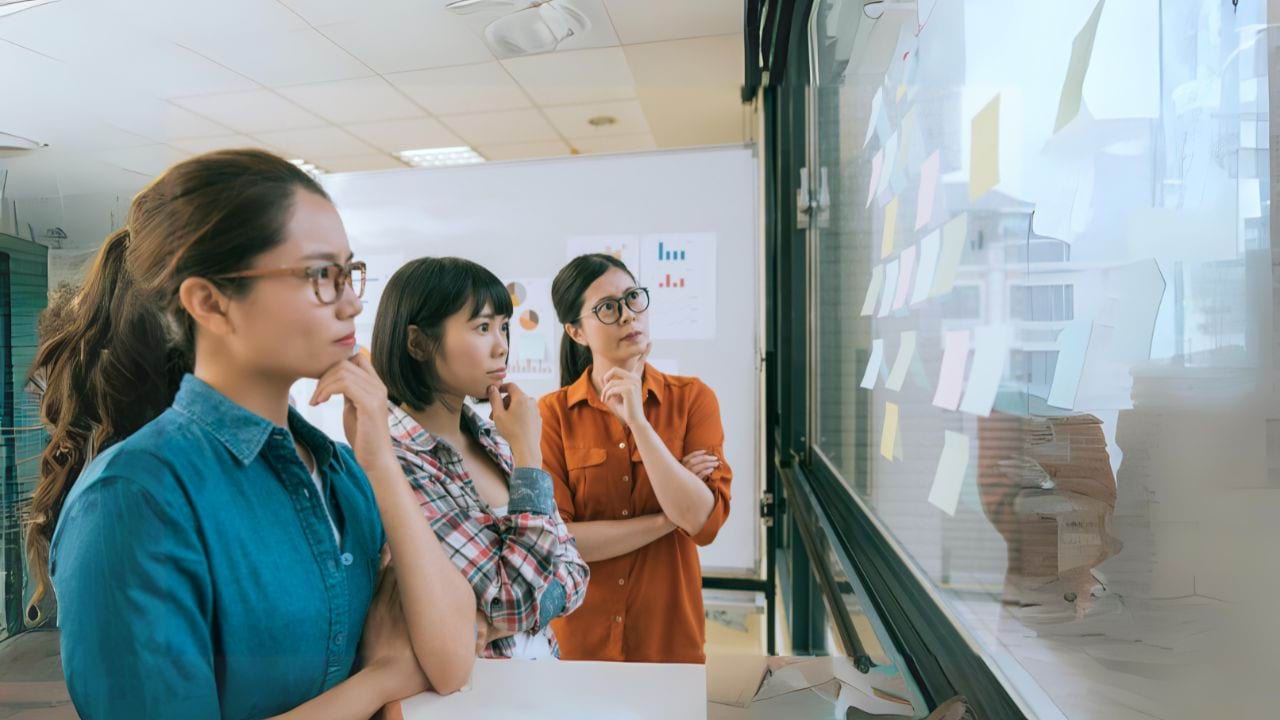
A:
[
  {"left": 565, "top": 363, "right": 666, "bottom": 409},
  {"left": 171, "top": 374, "right": 334, "bottom": 467},
  {"left": 387, "top": 401, "right": 503, "bottom": 456}
]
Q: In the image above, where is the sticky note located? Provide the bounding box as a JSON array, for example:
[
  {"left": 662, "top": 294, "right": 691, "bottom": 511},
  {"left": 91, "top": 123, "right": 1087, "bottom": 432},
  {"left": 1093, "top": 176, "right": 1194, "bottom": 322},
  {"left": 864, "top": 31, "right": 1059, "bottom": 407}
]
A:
[
  {"left": 892, "top": 245, "right": 916, "bottom": 310},
  {"left": 931, "top": 214, "right": 966, "bottom": 297},
  {"left": 880, "top": 402, "right": 900, "bottom": 460},
  {"left": 932, "top": 330, "right": 970, "bottom": 411},
  {"left": 958, "top": 325, "right": 1009, "bottom": 417},
  {"left": 881, "top": 197, "right": 899, "bottom": 258},
  {"left": 864, "top": 87, "right": 884, "bottom": 148},
  {"left": 885, "top": 331, "right": 917, "bottom": 392},
  {"left": 1047, "top": 319, "right": 1093, "bottom": 409},
  {"left": 877, "top": 259, "right": 898, "bottom": 318},
  {"left": 970, "top": 94, "right": 1000, "bottom": 201},
  {"left": 915, "top": 151, "right": 940, "bottom": 230},
  {"left": 911, "top": 230, "right": 940, "bottom": 304},
  {"left": 860, "top": 264, "right": 884, "bottom": 316},
  {"left": 860, "top": 338, "right": 886, "bottom": 390},
  {"left": 1055, "top": 0, "right": 1105, "bottom": 133},
  {"left": 928, "top": 430, "right": 970, "bottom": 516},
  {"left": 867, "top": 148, "right": 884, "bottom": 208},
  {"left": 878, "top": 133, "right": 898, "bottom": 197}
]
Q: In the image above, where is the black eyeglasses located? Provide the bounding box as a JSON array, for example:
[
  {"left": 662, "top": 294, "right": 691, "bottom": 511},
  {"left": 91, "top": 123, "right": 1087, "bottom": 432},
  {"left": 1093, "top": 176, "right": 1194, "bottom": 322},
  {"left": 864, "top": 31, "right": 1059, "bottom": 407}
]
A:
[
  {"left": 215, "top": 261, "right": 367, "bottom": 305},
  {"left": 577, "top": 287, "right": 650, "bottom": 325}
]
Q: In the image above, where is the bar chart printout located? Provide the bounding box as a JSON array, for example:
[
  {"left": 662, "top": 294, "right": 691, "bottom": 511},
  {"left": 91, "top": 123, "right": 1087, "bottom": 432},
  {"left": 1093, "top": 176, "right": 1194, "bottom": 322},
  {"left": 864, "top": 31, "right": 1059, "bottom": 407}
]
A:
[{"left": 639, "top": 233, "right": 717, "bottom": 340}]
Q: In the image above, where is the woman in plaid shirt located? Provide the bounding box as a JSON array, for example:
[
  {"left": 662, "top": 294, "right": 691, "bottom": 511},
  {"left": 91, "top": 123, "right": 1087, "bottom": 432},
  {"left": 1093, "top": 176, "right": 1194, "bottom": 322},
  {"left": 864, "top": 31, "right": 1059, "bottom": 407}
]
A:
[{"left": 371, "top": 257, "right": 590, "bottom": 659}]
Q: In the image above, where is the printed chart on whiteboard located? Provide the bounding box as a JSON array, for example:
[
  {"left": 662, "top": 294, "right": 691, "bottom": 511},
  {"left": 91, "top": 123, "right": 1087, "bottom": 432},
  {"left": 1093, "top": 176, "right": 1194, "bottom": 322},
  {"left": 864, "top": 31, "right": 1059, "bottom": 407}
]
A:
[
  {"left": 565, "top": 234, "right": 642, "bottom": 274},
  {"left": 503, "top": 278, "right": 556, "bottom": 380},
  {"left": 639, "top": 233, "right": 717, "bottom": 340}
]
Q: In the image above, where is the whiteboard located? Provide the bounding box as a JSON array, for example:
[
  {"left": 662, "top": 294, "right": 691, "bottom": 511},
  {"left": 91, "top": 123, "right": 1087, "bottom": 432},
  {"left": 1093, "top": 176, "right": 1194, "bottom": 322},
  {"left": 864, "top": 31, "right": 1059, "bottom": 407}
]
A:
[{"left": 293, "top": 146, "right": 760, "bottom": 574}]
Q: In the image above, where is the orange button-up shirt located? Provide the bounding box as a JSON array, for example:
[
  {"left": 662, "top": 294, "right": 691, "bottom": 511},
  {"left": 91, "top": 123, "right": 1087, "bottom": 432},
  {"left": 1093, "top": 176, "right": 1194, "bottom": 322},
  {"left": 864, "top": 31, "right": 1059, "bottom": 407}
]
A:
[{"left": 538, "top": 364, "right": 732, "bottom": 664}]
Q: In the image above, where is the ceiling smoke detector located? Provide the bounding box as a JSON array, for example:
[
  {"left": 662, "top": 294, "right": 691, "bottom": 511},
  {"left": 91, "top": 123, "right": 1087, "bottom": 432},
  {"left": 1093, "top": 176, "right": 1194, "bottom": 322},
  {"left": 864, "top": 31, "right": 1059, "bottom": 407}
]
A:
[{"left": 445, "top": 0, "right": 590, "bottom": 57}]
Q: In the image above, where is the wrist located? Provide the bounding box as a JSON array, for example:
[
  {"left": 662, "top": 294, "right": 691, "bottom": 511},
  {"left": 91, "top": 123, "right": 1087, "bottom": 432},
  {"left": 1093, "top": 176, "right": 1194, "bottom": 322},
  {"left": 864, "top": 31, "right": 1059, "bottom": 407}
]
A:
[
  {"left": 355, "top": 664, "right": 397, "bottom": 707},
  {"left": 510, "top": 444, "right": 542, "bottom": 469}
]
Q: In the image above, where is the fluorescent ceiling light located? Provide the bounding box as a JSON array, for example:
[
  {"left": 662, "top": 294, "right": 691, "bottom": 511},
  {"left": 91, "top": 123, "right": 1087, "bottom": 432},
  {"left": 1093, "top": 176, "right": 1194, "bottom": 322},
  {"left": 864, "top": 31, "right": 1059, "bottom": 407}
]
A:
[
  {"left": 397, "top": 146, "right": 485, "bottom": 168},
  {"left": 289, "top": 158, "right": 326, "bottom": 178}
]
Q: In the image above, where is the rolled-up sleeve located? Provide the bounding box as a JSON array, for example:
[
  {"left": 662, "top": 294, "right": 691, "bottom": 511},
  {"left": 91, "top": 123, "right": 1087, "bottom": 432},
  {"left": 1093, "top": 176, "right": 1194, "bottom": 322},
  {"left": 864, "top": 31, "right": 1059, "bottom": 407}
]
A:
[
  {"left": 680, "top": 381, "right": 733, "bottom": 546},
  {"left": 52, "top": 469, "right": 217, "bottom": 719}
]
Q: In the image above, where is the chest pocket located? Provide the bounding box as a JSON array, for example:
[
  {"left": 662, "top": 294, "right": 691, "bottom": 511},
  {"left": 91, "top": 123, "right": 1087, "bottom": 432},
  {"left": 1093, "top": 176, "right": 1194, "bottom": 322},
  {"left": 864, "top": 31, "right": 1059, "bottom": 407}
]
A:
[{"left": 566, "top": 446, "right": 622, "bottom": 520}]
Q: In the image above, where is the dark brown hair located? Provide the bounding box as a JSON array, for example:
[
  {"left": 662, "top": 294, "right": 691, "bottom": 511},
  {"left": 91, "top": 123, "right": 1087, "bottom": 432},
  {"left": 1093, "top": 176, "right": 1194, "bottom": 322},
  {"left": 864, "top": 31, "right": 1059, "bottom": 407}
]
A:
[
  {"left": 550, "top": 253, "right": 634, "bottom": 387},
  {"left": 371, "top": 256, "right": 513, "bottom": 410},
  {"left": 23, "top": 149, "right": 328, "bottom": 624}
]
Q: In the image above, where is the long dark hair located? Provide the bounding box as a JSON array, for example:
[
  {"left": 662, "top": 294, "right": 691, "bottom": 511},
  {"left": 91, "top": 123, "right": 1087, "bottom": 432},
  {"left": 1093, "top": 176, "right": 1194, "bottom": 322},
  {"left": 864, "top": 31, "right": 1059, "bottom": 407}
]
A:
[
  {"left": 371, "top": 256, "right": 513, "bottom": 410},
  {"left": 550, "top": 253, "right": 634, "bottom": 387},
  {"left": 23, "top": 149, "right": 328, "bottom": 624}
]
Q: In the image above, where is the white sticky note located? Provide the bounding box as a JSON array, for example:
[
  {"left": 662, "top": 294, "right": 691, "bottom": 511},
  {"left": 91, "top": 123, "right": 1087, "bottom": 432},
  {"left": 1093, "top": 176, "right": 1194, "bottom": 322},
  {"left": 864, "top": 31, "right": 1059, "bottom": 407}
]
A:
[
  {"left": 959, "top": 325, "right": 1009, "bottom": 417},
  {"left": 892, "top": 245, "right": 916, "bottom": 310},
  {"left": 877, "top": 259, "right": 899, "bottom": 318},
  {"left": 864, "top": 86, "right": 884, "bottom": 148},
  {"left": 1240, "top": 178, "right": 1263, "bottom": 219},
  {"left": 969, "top": 95, "right": 1000, "bottom": 201},
  {"left": 928, "top": 430, "right": 970, "bottom": 516},
  {"left": 915, "top": 150, "right": 940, "bottom": 230},
  {"left": 860, "top": 264, "right": 885, "bottom": 316},
  {"left": 860, "top": 338, "right": 886, "bottom": 390},
  {"left": 878, "top": 133, "right": 898, "bottom": 197},
  {"left": 931, "top": 214, "right": 967, "bottom": 297},
  {"left": 932, "top": 330, "right": 969, "bottom": 411},
  {"left": 1055, "top": 0, "right": 1106, "bottom": 133},
  {"left": 885, "top": 331, "right": 917, "bottom": 392},
  {"left": 1047, "top": 319, "right": 1093, "bottom": 409},
  {"left": 911, "top": 230, "right": 941, "bottom": 305},
  {"left": 867, "top": 148, "right": 884, "bottom": 208},
  {"left": 881, "top": 197, "right": 899, "bottom": 259},
  {"left": 880, "top": 402, "right": 899, "bottom": 461}
]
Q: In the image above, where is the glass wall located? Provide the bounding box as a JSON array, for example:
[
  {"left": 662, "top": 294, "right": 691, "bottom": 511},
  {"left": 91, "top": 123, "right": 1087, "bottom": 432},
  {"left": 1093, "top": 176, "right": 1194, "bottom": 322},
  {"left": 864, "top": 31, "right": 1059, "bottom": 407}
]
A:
[{"left": 808, "top": 1, "right": 1276, "bottom": 717}]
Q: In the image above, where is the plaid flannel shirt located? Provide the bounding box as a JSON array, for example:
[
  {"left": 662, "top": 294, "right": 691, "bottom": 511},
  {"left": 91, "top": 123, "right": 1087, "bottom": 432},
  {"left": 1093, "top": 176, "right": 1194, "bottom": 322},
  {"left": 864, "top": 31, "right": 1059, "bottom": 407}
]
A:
[{"left": 388, "top": 402, "right": 589, "bottom": 659}]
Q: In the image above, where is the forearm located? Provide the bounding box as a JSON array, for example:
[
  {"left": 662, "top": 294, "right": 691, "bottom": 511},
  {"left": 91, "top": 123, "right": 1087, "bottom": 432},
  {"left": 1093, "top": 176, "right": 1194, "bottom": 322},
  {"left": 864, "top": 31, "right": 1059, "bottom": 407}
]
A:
[
  {"left": 566, "top": 513, "right": 674, "bottom": 562},
  {"left": 629, "top": 421, "right": 715, "bottom": 534},
  {"left": 268, "top": 668, "right": 392, "bottom": 720},
  {"left": 364, "top": 455, "right": 476, "bottom": 694}
]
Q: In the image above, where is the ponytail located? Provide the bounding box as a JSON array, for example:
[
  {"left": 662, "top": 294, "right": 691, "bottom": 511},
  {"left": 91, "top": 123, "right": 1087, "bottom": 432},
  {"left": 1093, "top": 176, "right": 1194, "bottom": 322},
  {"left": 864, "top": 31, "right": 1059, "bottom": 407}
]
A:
[
  {"left": 551, "top": 253, "right": 635, "bottom": 387},
  {"left": 24, "top": 226, "right": 184, "bottom": 625},
  {"left": 558, "top": 328, "right": 592, "bottom": 388}
]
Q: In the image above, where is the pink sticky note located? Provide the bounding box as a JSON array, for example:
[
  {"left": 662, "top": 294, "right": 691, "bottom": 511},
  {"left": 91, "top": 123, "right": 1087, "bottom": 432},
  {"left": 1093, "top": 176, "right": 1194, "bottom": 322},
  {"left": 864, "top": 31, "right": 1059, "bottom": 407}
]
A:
[
  {"left": 932, "top": 330, "right": 970, "bottom": 411},
  {"left": 915, "top": 151, "right": 940, "bottom": 230},
  {"left": 867, "top": 148, "right": 884, "bottom": 208},
  {"left": 892, "top": 245, "right": 916, "bottom": 310}
]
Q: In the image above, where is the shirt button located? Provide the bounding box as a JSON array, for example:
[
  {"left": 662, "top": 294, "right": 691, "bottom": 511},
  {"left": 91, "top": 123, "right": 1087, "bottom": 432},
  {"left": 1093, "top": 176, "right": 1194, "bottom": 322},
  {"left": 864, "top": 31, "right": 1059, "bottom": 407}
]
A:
[
  {"left": 621, "top": 509, "right": 630, "bottom": 517},
  {"left": 614, "top": 615, "right": 623, "bottom": 623},
  {"left": 618, "top": 442, "right": 626, "bottom": 449},
  {"left": 618, "top": 578, "right": 626, "bottom": 586},
  {"left": 341, "top": 553, "right": 354, "bottom": 566},
  {"left": 333, "top": 633, "right": 346, "bottom": 646},
  {"left": 622, "top": 475, "right": 629, "bottom": 483}
]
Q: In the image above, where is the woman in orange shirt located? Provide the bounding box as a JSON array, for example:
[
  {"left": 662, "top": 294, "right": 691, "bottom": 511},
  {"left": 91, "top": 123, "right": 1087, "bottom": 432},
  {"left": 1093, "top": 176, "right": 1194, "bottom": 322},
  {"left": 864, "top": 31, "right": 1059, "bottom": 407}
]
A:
[{"left": 538, "top": 253, "right": 732, "bottom": 664}]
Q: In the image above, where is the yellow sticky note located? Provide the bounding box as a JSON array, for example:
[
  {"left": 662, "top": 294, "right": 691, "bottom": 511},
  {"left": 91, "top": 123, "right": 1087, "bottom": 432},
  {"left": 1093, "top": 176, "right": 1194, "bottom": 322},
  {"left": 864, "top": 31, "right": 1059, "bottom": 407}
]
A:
[
  {"left": 969, "top": 95, "right": 1000, "bottom": 200},
  {"left": 896, "top": 84, "right": 906, "bottom": 102},
  {"left": 881, "top": 197, "right": 899, "bottom": 258},
  {"left": 880, "top": 402, "right": 900, "bottom": 460},
  {"left": 1055, "top": 0, "right": 1105, "bottom": 133}
]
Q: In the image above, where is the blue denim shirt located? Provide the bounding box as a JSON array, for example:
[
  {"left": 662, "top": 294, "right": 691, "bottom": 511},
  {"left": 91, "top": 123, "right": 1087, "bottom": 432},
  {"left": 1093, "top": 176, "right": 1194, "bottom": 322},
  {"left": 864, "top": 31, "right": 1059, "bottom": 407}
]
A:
[{"left": 51, "top": 375, "right": 386, "bottom": 719}]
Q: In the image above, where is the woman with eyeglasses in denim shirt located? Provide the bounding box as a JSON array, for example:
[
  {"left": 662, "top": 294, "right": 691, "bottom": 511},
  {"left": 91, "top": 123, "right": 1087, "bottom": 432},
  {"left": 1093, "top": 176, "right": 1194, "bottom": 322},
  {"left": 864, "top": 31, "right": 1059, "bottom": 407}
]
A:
[{"left": 25, "top": 150, "right": 476, "bottom": 719}]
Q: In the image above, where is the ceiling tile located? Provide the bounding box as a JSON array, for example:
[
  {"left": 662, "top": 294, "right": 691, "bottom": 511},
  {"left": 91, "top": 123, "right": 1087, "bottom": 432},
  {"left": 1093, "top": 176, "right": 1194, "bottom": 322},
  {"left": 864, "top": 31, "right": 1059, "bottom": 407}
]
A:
[
  {"left": 542, "top": 100, "right": 650, "bottom": 140},
  {"left": 603, "top": 0, "right": 742, "bottom": 45},
  {"left": 439, "top": 109, "right": 560, "bottom": 146},
  {"left": 172, "top": 91, "right": 328, "bottom": 134},
  {"left": 477, "top": 140, "right": 572, "bottom": 162},
  {"left": 570, "top": 134, "right": 658, "bottom": 155},
  {"left": 277, "top": 77, "right": 425, "bottom": 125},
  {"left": 344, "top": 118, "right": 465, "bottom": 154},
  {"left": 252, "top": 127, "right": 378, "bottom": 160},
  {"left": 319, "top": 9, "right": 492, "bottom": 74},
  {"left": 502, "top": 47, "right": 636, "bottom": 107},
  {"left": 312, "top": 154, "right": 408, "bottom": 173},
  {"left": 180, "top": 26, "right": 372, "bottom": 87},
  {"left": 97, "top": 100, "right": 233, "bottom": 142},
  {"left": 168, "top": 135, "right": 286, "bottom": 156},
  {"left": 97, "top": 144, "right": 191, "bottom": 177},
  {"left": 624, "top": 35, "right": 747, "bottom": 148},
  {"left": 385, "top": 62, "right": 530, "bottom": 116}
]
